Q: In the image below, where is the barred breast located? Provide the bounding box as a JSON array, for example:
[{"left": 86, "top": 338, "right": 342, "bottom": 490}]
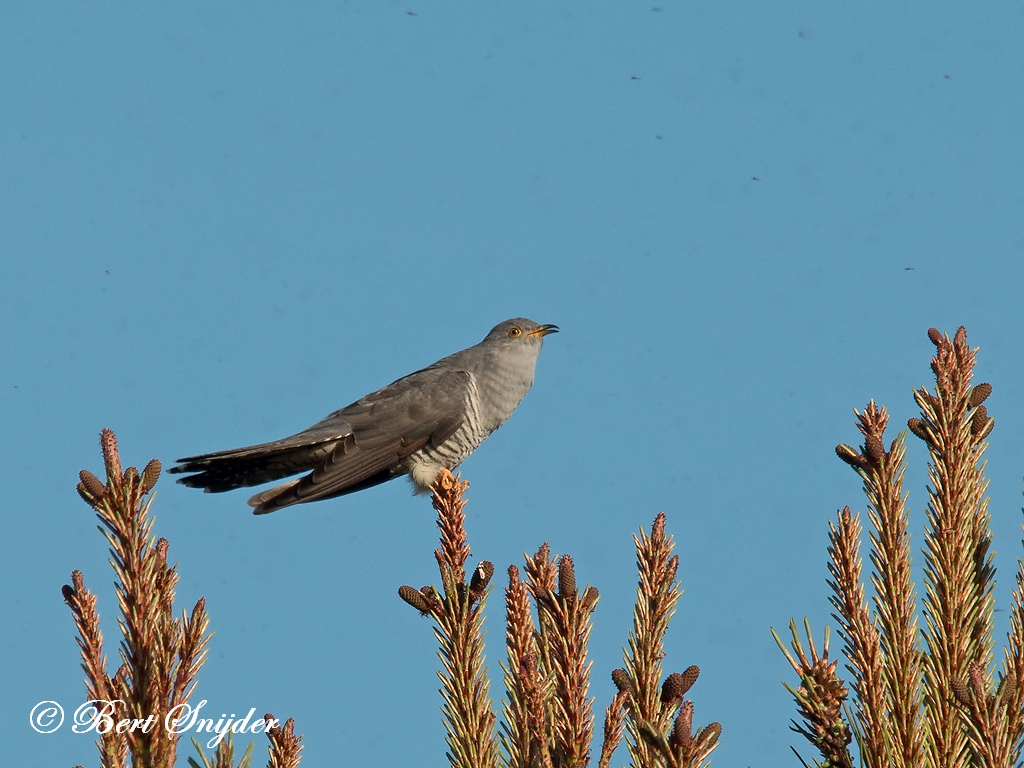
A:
[
  {"left": 404, "top": 375, "right": 490, "bottom": 491},
  {"left": 403, "top": 340, "right": 539, "bottom": 492}
]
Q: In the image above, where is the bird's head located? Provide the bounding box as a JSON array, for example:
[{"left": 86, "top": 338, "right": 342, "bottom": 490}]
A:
[{"left": 484, "top": 318, "right": 559, "bottom": 348}]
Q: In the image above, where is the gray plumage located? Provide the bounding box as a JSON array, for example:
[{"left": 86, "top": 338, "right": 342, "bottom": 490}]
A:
[{"left": 170, "top": 318, "right": 558, "bottom": 514}]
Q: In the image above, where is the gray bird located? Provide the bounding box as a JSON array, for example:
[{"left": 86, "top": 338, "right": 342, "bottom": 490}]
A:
[{"left": 170, "top": 318, "right": 558, "bottom": 514}]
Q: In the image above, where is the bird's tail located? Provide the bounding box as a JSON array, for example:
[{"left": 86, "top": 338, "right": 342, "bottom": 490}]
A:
[
  {"left": 169, "top": 440, "right": 339, "bottom": 493},
  {"left": 247, "top": 479, "right": 304, "bottom": 514}
]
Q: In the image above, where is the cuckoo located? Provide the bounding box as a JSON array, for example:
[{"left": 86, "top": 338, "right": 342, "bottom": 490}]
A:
[{"left": 170, "top": 318, "right": 558, "bottom": 513}]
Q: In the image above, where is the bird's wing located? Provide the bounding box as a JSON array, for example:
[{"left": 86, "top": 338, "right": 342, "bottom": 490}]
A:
[
  {"left": 170, "top": 366, "right": 473, "bottom": 511},
  {"left": 249, "top": 366, "right": 472, "bottom": 512}
]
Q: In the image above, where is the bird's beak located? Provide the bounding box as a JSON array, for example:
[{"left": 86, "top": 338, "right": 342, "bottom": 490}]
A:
[{"left": 527, "top": 324, "right": 559, "bottom": 338}]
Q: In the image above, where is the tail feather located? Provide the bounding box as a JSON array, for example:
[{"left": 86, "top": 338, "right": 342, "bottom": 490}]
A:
[
  {"left": 247, "top": 479, "right": 303, "bottom": 512},
  {"left": 249, "top": 469, "right": 396, "bottom": 515},
  {"left": 170, "top": 417, "right": 356, "bottom": 493},
  {"left": 170, "top": 441, "right": 341, "bottom": 493}
]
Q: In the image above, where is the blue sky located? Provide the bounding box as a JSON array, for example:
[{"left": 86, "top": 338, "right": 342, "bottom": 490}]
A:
[{"left": 3, "top": 2, "right": 1024, "bottom": 765}]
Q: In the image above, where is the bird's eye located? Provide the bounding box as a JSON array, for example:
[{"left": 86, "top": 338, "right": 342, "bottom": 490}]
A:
[{"left": 507, "top": 326, "right": 522, "bottom": 338}]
